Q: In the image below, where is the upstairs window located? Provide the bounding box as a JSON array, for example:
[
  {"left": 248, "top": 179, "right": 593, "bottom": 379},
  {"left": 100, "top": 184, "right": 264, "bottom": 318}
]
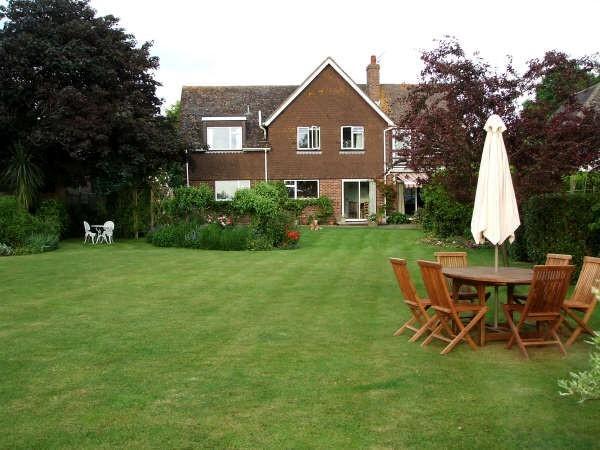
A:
[
  {"left": 392, "top": 128, "right": 411, "bottom": 150},
  {"left": 207, "top": 127, "right": 242, "bottom": 150},
  {"left": 341, "top": 126, "right": 364, "bottom": 150},
  {"left": 285, "top": 180, "right": 319, "bottom": 199},
  {"left": 297, "top": 126, "right": 320, "bottom": 150}
]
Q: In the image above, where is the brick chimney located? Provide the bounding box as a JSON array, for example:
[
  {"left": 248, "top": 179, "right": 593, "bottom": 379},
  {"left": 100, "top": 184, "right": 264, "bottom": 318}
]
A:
[{"left": 366, "top": 55, "right": 380, "bottom": 104}]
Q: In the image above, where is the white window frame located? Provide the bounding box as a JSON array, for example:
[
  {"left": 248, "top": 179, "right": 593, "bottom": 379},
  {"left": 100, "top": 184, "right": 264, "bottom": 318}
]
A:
[
  {"left": 297, "top": 126, "right": 321, "bottom": 150},
  {"left": 207, "top": 126, "right": 243, "bottom": 150},
  {"left": 392, "top": 128, "right": 412, "bottom": 150},
  {"left": 214, "top": 180, "right": 250, "bottom": 201},
  {"left": 341, "top": 126, "right": 365, "bottom": 150},
  {"left": 284, "top": 180, "right": 320, "bottom": 199}
]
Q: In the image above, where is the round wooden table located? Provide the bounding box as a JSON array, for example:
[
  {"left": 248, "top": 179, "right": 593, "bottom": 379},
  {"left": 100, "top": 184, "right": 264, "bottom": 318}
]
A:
[{"left": 442, "top": 266, "right": 533, "bottom": 344}]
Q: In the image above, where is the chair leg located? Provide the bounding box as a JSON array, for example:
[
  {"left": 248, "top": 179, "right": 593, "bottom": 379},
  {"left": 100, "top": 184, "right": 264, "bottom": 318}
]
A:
[
  {"left": 441, "top": 309, "right": 486, "bottom": 355},
  {"left": 410, "top": 315, "right": 438, "bottom": 343},
  {"left": 505, "top": 312, "right": 528, "bottom": 359},
  {"left": 394, "top": 316, "right": 417, "bottom": 336},
  {"left": 565, "top": 307, "right": 595, "bottom": 346},
  {"left": 550, "top": 324, "right": 567, "bottom": 356},
  {"left": 422, "top": 322, "right": 443, "bottom": 347}
]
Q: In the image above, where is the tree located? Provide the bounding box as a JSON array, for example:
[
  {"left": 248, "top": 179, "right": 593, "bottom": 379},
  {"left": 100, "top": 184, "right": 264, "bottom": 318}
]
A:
[
  {"left": 397, "top": 38, "right": 521, "bottom": 203},
  {"left": 2, "top": 141, "right": 43, "bottom": 210},
  {"left": 511, "top": 52, "right": 600, "bottom": 197},
  {"left": 0, "top": 0, "right": 182, "bottom": 194},
  {"left": 399, "top": 39, "right": 600, "bottom": 202}
]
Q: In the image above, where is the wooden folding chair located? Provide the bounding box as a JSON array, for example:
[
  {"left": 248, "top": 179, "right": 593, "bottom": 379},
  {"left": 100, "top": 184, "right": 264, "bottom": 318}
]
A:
[
  {"left": 504, "top": 265, "right": 574, "bottom": 359},
  {"left": 513, "top": 253, "right": 572, "bottom": 302},
  {"left": 389, "top": 258, "right": 437, "bottom": 342},
  {"left": 417, "top": 260, "right": 488, "bottom": 355},
  {"left": 559, "top": 256, "right": 600, "bottom": 346},
  {"left": 435, "top": 252, "right": 489, "bottom": 302}
]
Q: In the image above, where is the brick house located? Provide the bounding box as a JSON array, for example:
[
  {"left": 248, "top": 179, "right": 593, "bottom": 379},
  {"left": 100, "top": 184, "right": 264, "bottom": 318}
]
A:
[{"left": 180, "top": 56, "right": 424, "bottom": 222}]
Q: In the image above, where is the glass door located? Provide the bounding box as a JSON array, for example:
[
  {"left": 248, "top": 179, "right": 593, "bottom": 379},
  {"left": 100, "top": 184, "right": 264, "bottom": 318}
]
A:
[{"left": 343, "top": 180, "right": 371, "bottom": 220}]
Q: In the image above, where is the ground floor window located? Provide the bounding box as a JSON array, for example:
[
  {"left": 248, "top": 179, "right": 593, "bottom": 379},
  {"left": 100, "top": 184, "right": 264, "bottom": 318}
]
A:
[
  {"left": 284, "top": 180, "right": 319, "bottom": 199},
  {"left": 215, "top": 180, "right": 250, "bottom": 201}
]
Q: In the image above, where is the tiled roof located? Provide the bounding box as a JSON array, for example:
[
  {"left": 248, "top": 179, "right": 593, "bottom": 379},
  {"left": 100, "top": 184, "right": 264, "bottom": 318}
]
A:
[
  {"left": 180, "top": 83, "right": 416, "bottom": 148},
  {"left": 180, "top": 85, "right": 296, "bottom": 148}
]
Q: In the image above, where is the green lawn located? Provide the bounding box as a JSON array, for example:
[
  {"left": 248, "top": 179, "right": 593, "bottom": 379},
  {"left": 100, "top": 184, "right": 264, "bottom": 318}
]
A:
[{"left": 1, "top": 228, "right": 599, "bottom": 449}]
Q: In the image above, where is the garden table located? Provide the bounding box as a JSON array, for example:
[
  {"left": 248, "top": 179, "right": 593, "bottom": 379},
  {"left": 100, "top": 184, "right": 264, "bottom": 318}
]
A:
[
  {"left": 91, "top": 224, "right": 106, "bottom": 244},
  {"left": 442, "top": 266, "right": 533, "bottom": 344}
]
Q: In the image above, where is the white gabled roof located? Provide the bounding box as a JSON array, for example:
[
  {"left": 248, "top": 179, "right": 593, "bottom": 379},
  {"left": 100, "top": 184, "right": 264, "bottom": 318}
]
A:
[{"left": 262, "top": 57, "right": 395, "bottom": 127}]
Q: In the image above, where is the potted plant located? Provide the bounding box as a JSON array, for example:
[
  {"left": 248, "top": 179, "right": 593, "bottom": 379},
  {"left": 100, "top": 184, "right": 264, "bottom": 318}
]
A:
[{"left": 367, "top": 213, "right": 378, "bottom": 227}]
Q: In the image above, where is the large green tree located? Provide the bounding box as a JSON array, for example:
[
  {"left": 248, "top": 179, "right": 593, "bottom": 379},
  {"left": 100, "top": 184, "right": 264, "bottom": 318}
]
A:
[{"left": 0, "top": 0, "right": 181, "bottom": 194}]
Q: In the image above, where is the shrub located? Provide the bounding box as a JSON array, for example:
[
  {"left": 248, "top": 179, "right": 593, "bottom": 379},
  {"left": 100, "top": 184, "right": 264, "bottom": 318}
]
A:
[
  {"left": 0, "top": 195, "right": 34, "bottom": 246},
  {"left": 387, "top": 212, "right": 410, "bottom": 224},
  {"left": 36, "top": 199, "right": 68, "bottom": 237},
  {"left": 147, "top": 223, "right": 193, "bottom": 248},
  {"left": 148, "top": 223, "right": 250, "bottom": 251},
  {"left": 521, "top": 192, "right": 600, "bottom": 272},
  {"left": 559, "top": 307, "right": 600, "bottom": 403},
  {"left": 0, "top": 243, "right": 14, "bottom": 256},
  {"left": 287, "top": 196, "right": 333, "bottom": 223},
  {"left": 162, "top": 185, "right": 215, "bottom": 223},
  {"left": 21, "top": 233, "right": 59, "bottom": 254},
  {"left": 420, "top": 182, "right": 472, "bottom": 238},
  {"left": 233, "top": 182, "right": 296, "bottom": 248}
]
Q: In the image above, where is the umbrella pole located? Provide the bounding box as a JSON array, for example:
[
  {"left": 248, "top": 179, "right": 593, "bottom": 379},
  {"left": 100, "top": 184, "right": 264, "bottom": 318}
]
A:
[{"left": 494, "top": 245, "right": 499, "bottom": 327}]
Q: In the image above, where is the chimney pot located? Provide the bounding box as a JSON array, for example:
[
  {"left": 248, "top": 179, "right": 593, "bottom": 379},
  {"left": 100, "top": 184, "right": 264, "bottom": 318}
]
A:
[{"left": 370, "top": 55, "right": 377, "bottom": 64}]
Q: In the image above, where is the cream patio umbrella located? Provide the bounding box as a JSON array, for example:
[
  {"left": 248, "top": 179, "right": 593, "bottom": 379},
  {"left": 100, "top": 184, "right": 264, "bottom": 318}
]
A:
[{"left": 471, "top": 114, "right": 520, "bottom": 326}]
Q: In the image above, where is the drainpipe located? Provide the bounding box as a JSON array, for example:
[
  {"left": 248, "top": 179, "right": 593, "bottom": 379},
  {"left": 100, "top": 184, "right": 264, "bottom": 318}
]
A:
[
  {"left": 259, "top": 110, "right": 268, "bottom": 181},
  {"left": 383, "top": 126, "right": 395, "bottom": 217},
  {"left": 185, "top": 149, "right": 190, "bottom": 187}
]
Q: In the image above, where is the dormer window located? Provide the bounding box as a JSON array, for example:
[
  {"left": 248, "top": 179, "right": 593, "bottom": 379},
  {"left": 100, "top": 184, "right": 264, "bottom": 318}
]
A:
[
  {"left": 297, "top": 126, "right": 320, "bottom": 150},
  {"left": 207, "top": 126, "right": 242, "bottom": 150}
]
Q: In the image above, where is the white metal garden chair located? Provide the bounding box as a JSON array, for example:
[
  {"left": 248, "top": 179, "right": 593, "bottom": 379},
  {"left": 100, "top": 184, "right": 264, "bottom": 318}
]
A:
[
  {"left": 83, "top": 221, "right": 96, "bottom": 244},
  {"left": 99, "top": 221, "right": 115, "bottom": 244}
]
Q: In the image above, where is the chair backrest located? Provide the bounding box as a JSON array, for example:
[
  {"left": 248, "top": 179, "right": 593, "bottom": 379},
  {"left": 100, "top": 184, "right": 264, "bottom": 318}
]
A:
[
  {"left": 524, "top": 265, "right": 574, "bottom": 315},
  {"left": 417, "top": 260, "right": 454, "bottom": 312},
  {"left": 545, "top": 253, "right": 572, "bottom": 266},
  {"left": 103, "top": 221, "right": 115, "bottom": 232},
  {"left": 571, "top": 256, "right": 600, "bottom": 305},
  {"left": 389, "top": 258, "right": 423, "bottom": 306},
  {"left": 84, "top": 221, "right": 91, "bottom": 232},
  {"left": 435, "top": 252, "right": 468, "bottom": 269}
]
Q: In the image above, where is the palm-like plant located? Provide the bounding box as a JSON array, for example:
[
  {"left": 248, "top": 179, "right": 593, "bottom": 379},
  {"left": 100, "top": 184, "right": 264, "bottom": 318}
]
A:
[{"left": 2, "top": 142, "right": 43, "bottom": 210}]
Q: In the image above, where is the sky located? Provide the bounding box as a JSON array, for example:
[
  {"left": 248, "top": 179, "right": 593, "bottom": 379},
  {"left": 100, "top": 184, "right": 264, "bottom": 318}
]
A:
[{"left": 90, "top": 0, "right": 599, "bottom": 110}]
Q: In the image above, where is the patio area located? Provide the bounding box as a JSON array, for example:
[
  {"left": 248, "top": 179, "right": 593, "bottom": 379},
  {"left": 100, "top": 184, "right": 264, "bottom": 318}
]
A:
[{"left": 1, "top": 228, "right": 599, "bottom": 448}]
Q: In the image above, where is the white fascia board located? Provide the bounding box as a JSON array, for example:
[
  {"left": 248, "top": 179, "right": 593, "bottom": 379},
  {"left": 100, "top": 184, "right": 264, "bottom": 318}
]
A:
[
  {"left": 263, "top": 57, "right": 395, "bottom": 127},
  {"left": 202, "top": 116, "right": 247, "bottom": 121}
]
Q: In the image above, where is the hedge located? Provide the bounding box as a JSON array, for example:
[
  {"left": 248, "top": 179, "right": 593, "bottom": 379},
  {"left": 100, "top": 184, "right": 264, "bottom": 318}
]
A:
[
  {"left": 517, "top": 192, "right": 600, "bottom": 272},
  {"left": 420, "top": 182, "right": 472, "bottom": 238}
]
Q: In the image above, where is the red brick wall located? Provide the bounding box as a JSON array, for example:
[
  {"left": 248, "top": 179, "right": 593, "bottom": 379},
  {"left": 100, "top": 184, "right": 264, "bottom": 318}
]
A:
[
  {"left": 188, "top": 65, "right": 390, "bottom": 183},
  {"left": 267, "top": 65, "right": 388, "bottom": 180}
]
